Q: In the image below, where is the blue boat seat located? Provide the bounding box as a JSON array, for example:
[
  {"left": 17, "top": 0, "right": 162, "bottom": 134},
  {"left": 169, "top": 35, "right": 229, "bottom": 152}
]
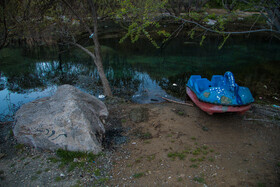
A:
[
  {"left": 189, "top": 75, "right": 201, "bottom": 87},
  {"left": 195, "top": 78, "right": 211, "bottom": 93},
  {"left": 211, "top": 75, "right": 224, "bottom": 87}
]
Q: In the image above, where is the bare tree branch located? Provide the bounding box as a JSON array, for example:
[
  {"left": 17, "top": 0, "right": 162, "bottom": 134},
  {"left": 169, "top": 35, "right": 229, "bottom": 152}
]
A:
[{"left": 167, "top": 14, "right": 280, "bottom": 34}]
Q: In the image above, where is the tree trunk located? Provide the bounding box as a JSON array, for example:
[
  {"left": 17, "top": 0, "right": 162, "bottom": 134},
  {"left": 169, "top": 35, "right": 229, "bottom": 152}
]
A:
[
  {"left": 62, "top": 0, "right": 112, "bottom": 96},
  {"left": 87, "top": 0, "right": 112, "bottom": 96},
  {"left": 0, "top": 0, "right": 8, "bottom": 50}
]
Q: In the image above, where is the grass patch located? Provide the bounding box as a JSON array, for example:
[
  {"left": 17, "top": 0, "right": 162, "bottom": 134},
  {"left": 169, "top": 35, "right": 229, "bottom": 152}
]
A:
[
  {"left": 147, "top": 154, "right": 156, "bottom": 161},
  {"left": 182, "top": 148, "right": 191, "bottom": 154},
  {"left": 191, "top": 137, "right": 196, "bottom": 141},
  {"left": 44, "top": 168, "right": 50, "bottom": 172},
  {"left": 208, "top": 157, "right": 214, "bottom": 162},
  {"left": 202, "top": 150, "right": 208, "bottom": 155},
  {"left": 190, "top": 158, "right": 197, "bottom": 162},
  {"left": 144, "top": 140, "right": 151, "bottom": 144},
  {"left": 9, "top": 130, "right": 14, "bottom": 137},
  {"left": 177, "top": 177, "right": 183, "bottom": 182},
  {"left": 257, "top": 182, "right": 266, "bottom": 187},
  {"left": 14, "top": 144, "right": 25, "bottom": 150},
  {"left": 36, "top": 170, "right": 42, "bottom": 175},
  {"left": 140, "top": 132, "right": 152, "bottom": 139},
  {"left": 10, "top": 163, "right": 16, "bottom": 167},
  {"left": 121, "top": 119, "right": 126, "bottom": 123},
  {"left": 48, "top": 157, "right": 59, "bottom": 163},
  {"left": 190, "top": 164, "right": 198, "bottom": 168},
  {"left": 167, "top": 152, "right": 186, "bottom": 160},
  {"left": 193, "top": 176, "right": 205, "bottom": 183},
  {"left": 0, "top": 170, "right": 4, "bottom": 180},
  {"left": 68, "top": 162, "right": 85, "bottom": 172},
  {"left": 47, "top": 149, "right": 102, "bottom": 173},
  {"left": 55, "top": 176, "right": 62, "bottom": 182},
  {"left": 94, "top": 168, "right": 101, "bottom": 176},
  {"left": 97, "top": 177, "right": 110, "bottom": 183},
  {"left": 192, "top": 148, "right": 202, "bottom": 156},
  {"left": 133, "top": 172, "right": 145, "bottom": 178},
  {"left": 197, "top": 156, "right": 205, "bottom": 162},
  {"left": 277, "top": 162, "right": 280, "bottom": 167},
  {"left": 135, "top": 157, "right": 142, "bottom": 163},
  {"left": 178, "top": 111, "right": 184, "bottom": 116},
  {"left": 24, "top": 162, "right": 30, "bottom": 166},
  {"left": 56, "top": 149, "right": 99, "bottom": 163},
  {"left": 202, "top": 145, "right": 208, "bottom": 150},
  {"left": 31, "top": 175, "right": 38, "bottom": 181}
]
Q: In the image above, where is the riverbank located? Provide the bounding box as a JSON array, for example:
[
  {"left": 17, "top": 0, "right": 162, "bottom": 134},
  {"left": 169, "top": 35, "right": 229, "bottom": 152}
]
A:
[{"left": 0, "top": 100, "right": 280, "bottom": 186}]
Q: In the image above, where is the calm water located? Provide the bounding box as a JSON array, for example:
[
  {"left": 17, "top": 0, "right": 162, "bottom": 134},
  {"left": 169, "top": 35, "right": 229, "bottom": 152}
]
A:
[{"left": 1, "top": 36, "right": 280, "bottom": 121}]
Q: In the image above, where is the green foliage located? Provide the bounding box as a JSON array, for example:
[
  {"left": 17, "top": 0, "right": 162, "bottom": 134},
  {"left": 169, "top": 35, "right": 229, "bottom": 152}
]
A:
[
  {"left": 189, "top": 12, "right": 203, "bottom": 21},
  {"left": 189, "top": 158, "right": 197, "bottom": 162},
  {"left": 200, "top": 35, "right": 206, "bottom": 46},
  {"left": 133, "top": 172, "right": 145, "bottom": 178},
  {"left": 55, "top": 176, "right": 62, "bottom": 182},
  {"left": 257, "top": 182, "right": 266, "bottom": 187},
  {"left": 140, "top": 132, "right": 152, "bottom": 139},
  {"left": 208, "top": 13, "right": 217, "bottom": 20},
  {"left": 115, "top": 0, "right": 168, "bottom": 47},
  {"left": 192, "top": 148, "right": 202, "bottom": 156},
  {"left": 191, "top": 137, "right": 196, "bottom": 141},
  {"left": 31, "top": 175, "right": 38, "bottom": 181},
  {"left": 147, "top": 154, "right": 156, "bottom": 161},
  {"left": 36, "top": 170, "right": 42, "bottom": 175},
  {"left": 167, "top": 151, "right": 186, "bottom": 160},
  {"left": 47, "top": 149, "right": 102, "bottom": 172},
  {"left": 218, "top": 34, "right": 231, "bottom": 50},
  {"left": 48, "top": 157, "right": 60, "bottom": 163},
  {"left": 14, "top": 144, "right": 25, "bottom": 150},
  {"left": 190, "top": 164, "right": 198, "bottom": 168},
  {"left": 94, "top": 168, "right": 101, "bottom": 176},
  {"left": 193, "top": 176, "right": 205, "bottom": 183},
  {"left": 56, "top": 149, "right": 99, "bottom": 163}
]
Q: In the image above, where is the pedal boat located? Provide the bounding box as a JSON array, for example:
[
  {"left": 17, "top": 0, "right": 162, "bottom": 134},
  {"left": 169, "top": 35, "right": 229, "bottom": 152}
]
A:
[{"left": 186, "top": 72, "right": 254, "bottom": 115}]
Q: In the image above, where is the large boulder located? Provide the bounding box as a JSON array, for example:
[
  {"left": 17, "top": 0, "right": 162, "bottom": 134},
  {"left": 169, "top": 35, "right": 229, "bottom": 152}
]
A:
[{"left": 13, "top": 85, "right": 108, "bottom": 154}]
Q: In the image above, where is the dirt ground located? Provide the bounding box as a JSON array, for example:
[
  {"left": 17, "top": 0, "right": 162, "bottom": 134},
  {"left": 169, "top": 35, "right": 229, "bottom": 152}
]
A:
[
  {"left": 0, "top": 101, "right": 280, "bottom": 186},
  {"left": 108, "top": 102, "right": 280, "bottom": 186}
]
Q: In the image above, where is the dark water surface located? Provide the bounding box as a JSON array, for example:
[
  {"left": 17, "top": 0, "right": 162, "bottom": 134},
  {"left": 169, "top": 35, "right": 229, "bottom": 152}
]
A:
[{"left": 1, "top": 36, "right": 280, "bottom": 121}]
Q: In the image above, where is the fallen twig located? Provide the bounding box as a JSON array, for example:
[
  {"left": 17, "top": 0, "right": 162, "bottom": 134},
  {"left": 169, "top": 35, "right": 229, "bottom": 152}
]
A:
[
  {"left": 243, "top": 117, "right": 279, "bottom": 124},
  {"left": 158, "top": 96, "right": 193, "bottom": 107}
]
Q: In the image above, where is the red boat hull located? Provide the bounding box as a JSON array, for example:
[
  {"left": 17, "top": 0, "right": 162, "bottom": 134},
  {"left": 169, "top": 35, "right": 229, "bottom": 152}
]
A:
[{"left": 186, "top": 87, "right": 251, "bottom": 115}]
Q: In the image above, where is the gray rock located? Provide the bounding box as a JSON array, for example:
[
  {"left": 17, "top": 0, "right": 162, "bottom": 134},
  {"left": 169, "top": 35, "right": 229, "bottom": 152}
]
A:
[{"left": 13, "top": 85, "right": 108, "bottom": 154}]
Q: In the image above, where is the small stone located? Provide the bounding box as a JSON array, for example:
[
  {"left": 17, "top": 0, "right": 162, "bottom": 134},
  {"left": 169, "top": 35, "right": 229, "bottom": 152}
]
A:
[
  {"left": 0, "top": 153, "right": 5, "bottom": 159},
  {"left": 132, "top": 142, "right": 136, "bottom": 145},
  {"left": 60, "top": 173, "right": 65, "bottom": 177},
  {"left": 202, "top": 126, "right": 209, "bottom": 131}
]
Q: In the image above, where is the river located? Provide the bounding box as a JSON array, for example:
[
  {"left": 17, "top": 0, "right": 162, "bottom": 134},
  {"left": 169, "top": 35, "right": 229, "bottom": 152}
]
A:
[{"left": 1, "top": 35, "right": 280, "bottom": 121}]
